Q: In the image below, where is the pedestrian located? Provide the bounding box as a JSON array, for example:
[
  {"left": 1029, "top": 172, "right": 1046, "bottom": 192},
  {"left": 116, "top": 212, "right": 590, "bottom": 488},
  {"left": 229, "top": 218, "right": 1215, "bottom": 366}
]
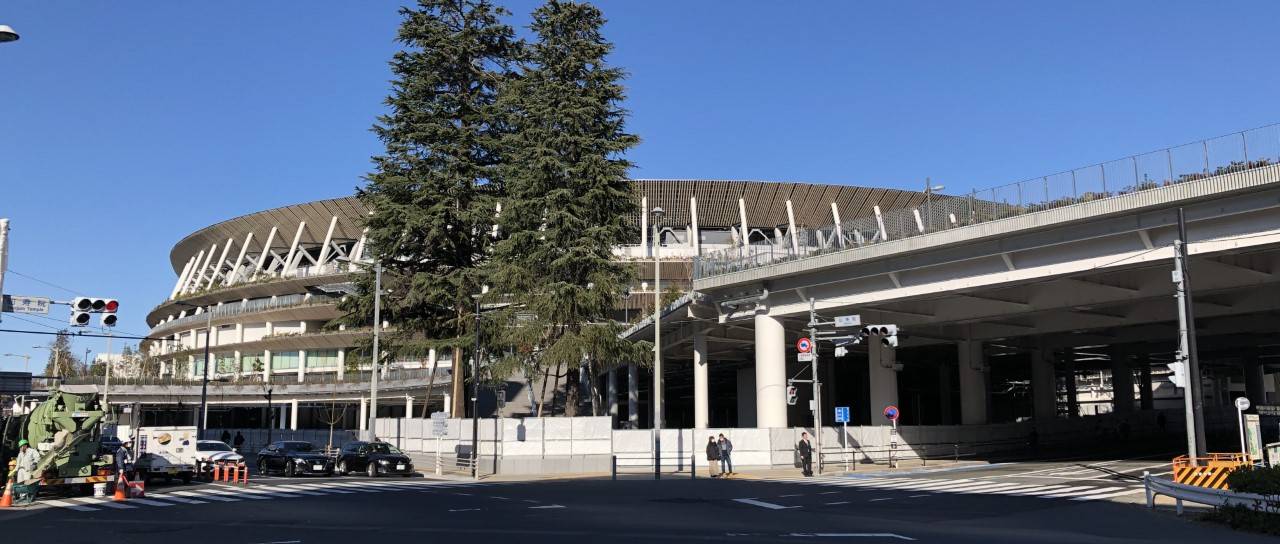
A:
[
  {"left": 115, "top": 441, "right": 134, "bottom": 481},
  {"left": 220, "top": 429, "right": 232, "bottom": 444},
  {"left": 797, "top": 432, "right": 813, "bottom": 477},
  {"left": 233, "top": 431, "right": 245, "bottom": 452},
  {"left": 705, "top": 436, "right": 721, "bottom": 478},
  {"left": 14, "top": 439, "right": 40, "bottom": 484},
  {"left": 717, "top": 433, "right": 734, "bottom": 476}
]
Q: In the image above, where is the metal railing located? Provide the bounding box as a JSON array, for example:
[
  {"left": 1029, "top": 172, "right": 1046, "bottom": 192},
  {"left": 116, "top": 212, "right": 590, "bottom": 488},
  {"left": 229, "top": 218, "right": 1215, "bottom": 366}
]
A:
[
  {"left": 61, "top": 367, "right": 448, "bottom": 387},
  {"left": 150, "top": 293, "right": 342, "bottom": 338},
  {"left": 695, "top": 123, "right": 1280, "bottom": 279},
  {"left": 1144, "top": 472, "right": 1280, "bottom": 516}
]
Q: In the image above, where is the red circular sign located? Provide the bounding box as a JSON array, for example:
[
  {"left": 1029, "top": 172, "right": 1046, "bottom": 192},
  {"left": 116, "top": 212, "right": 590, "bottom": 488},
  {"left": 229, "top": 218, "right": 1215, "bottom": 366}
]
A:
[
  {"left": 883, "top": 405, "right": 900, "bottom": 421},
  {"left": 796, "top": 338, "right": 812, "bottom": 353}
]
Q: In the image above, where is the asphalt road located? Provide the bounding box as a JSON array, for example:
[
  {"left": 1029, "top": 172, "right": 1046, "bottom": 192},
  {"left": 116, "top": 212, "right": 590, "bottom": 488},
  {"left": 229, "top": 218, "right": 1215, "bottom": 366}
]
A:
[{"left": 1, "top": 458, "right": 1273, "bottom": 543}]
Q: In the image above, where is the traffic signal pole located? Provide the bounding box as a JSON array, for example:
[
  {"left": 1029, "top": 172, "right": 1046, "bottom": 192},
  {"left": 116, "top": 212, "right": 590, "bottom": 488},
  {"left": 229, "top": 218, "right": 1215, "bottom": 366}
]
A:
[{"left": 807, "top": 299, "right": 823, "bottom": 475}]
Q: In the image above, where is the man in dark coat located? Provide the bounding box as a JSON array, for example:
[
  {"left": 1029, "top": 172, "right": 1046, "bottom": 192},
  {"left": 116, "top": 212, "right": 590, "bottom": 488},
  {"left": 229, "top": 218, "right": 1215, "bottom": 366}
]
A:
[
  {"left": 797, "top": 432, "right": 813, "bottom": 477},
  {"left": 705, "top": 436, "right": 721, "bottom": 478}
]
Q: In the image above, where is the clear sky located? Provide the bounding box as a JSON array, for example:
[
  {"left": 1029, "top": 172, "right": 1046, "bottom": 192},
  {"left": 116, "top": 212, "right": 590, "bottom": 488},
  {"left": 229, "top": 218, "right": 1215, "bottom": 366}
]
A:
[{"left": 1, "top": 1, "right": 1278, "bottom": 372}]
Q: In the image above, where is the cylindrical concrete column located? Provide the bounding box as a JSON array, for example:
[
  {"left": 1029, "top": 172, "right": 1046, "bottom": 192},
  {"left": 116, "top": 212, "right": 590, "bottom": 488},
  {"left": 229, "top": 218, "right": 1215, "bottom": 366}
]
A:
[
  {"left": 358, "top": 397, "right": 368, "bottom": 431},
  {"left": 693, "top": 332, "right": 709, "bottom": 429},
  {"left": 755, "top": 313, "right": 788, "bottom": 429},
  {"left": 957, "top": 340, "right": 988, "bottom": 425},
  {"left": 627, "top": 364, "right": 639, "bottom": 428},
  {"left": 1109, "top": 347, "right": 1134, "bottom": 414},
  {"left": 405, "top": 395, "right": 414, "bottom": 418},
  {"left": 606, "top": 368, "right": 618, "bottom": 425},
  {"left": 868, "top": 340, "right": 899, "bottom": 425},
  {"left": 1244, "top": 352, "right": 1266, "bottom": 406},
  {"left": 1138, "top": 354, "right": 1154, "bottom": 410},
  {"left": 1030, "top": 346, "right": 1057, "bottom": 421},
  {"left": 290, "top": 399, "right": 300, "bottom": 430}
]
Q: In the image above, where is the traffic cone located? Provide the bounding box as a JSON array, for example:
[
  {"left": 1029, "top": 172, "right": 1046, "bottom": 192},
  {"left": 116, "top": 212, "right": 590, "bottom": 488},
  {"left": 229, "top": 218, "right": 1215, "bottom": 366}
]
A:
[
  {"left": 1, "top": 480, "right": 14, "bottom": 508},
  {"left": 113, "top": 475, "right": 128, "bottom": 502}
]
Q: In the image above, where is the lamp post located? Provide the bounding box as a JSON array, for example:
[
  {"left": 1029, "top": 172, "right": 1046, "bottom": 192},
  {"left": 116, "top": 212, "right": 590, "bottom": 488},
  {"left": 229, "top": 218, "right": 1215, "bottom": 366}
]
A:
[
  {"left": 31, "top": 345, "right": 60, "bottom": 379},
  {"left": 2, "top": 353, "right": 30, "bottom": 373},
  {"left": 366, "top": 261, "right": 383, "bottom": 441},
  {"left": 650, "top": 206, "right": 664, "bottom": 478},
  {"left": 174, "top": 301, "right": 214, "bottom": 439},
  {"left": 470, "top": 293, "right": 484, "bottom": 479},
  {"left": 0, "top": 25, "right": 19, "bottom": 43},
  {"left": 924, "top": 178, "right": 945, "bottom": 232}
]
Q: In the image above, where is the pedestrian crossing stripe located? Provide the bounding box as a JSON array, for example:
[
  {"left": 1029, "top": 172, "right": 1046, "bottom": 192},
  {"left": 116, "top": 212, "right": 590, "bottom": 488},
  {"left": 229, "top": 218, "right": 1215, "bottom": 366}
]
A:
[
  {"left": 761, "top": 476, "right": 1143, "bottom": 502},
  {"left": 0, "top": 479, "right": 493, "bottom": 514}
]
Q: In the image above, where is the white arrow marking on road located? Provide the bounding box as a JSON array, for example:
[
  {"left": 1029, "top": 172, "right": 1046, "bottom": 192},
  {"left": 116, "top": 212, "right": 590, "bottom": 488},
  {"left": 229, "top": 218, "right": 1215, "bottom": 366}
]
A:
[{"left": 733, "top": 498, "right": 800, "bottom": 510}]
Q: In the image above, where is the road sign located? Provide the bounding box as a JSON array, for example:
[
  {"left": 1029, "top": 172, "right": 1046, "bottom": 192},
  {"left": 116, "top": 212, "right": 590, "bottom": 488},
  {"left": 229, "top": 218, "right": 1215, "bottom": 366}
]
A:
[
  {"left": 883, "top": 405, "right": 899, "bottom": 421},
  {"left": 431, "top": 411, "right": 449, "bottom": 437},
  {"left": 796, "top": 337, "right": 812, "bottom": 353},
  {"left": 797, "top": 352, "right": 813, "bottom": 362},
  {"left": 1, "top": 295, "right": 50, "bottom": 315},
  {"left": 1236, "top": 397, "right": 1252, "bottom": 411},
  {"left": 834, "top": 406, "right": 850, "bottom": 424},
  {"left": 835, "top": 314, "right": 861, "bottom": 328}
]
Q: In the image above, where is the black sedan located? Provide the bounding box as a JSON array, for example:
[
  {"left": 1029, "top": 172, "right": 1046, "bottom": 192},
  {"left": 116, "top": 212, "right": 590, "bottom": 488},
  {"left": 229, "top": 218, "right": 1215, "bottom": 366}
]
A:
[
  {"left": 257, "top": 441, "right": 334, "bottom": 477},
  {"left": 334, "top": 441, "right": 414, "bottom": 477}
]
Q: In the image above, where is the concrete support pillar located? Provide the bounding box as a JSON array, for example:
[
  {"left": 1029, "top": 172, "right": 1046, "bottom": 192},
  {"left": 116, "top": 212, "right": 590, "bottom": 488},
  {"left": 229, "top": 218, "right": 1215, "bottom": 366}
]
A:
[
  {"left": 405, "top": 395, "right": 414, "bottom": 419},
  {"left": 1244, "top": 352, "right": 1266, "bottom": 406},
  {"left": 868, "top": 339, "right": 899, "bottom": 425},
  {"left": 1110, "top": 347, "right": 1134, "bottom": 414},
  {"left": 298, "top": 349, "right": 307, "bottom": 383},
  {"left": 1030, "top": 346, "right": 1057, "bottom": 421},
  {"left": 262, "top": 349, "right": 272, "bottom": 383},
  {"left": 1271, "top": 373, "right": 1280, "bottom": 405},
  {"left": 957, "top": 340, "right": 988, "bottom": 425},
  {"left": 1138, "top": 354, "right": 1154, "bottom": 410},
  {"left": 737, "top": 367, "right": 757, "bottom": 428},
  {"left": 938, "top": 363, "right": 954, "bottom": 425},
  {"left": 1062, "top": 348, "right": 1079, "bottom": 419},
  {"left": 754, "top": 313, "right": 788, "bottom": 428},
  {"left": 337, "top": 348, "right": 346, "bottom": 381},
  {"left": 627, "top": 364, "right": 639, "bottom": 428},
  {"left": 606, "top": 368, "right": 618, "bottom": 426},
  {"left": 693, "top": 332, "right": 709, "bottom": 430},
  {"left": 358, "top": 397, "right": 368, "bottom": 431},
  {"left": 290, "top": 399, "right": 299, "bottom": 430}
]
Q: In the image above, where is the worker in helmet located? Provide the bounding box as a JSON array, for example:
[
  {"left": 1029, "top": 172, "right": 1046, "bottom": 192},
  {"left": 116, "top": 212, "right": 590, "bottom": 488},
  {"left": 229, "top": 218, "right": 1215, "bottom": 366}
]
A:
[
  {"left": 14, "top": 439, "right": 40, "bottom": 484},
  {"left": 115, "top": 441, "right": 134, "bottom": 481}
]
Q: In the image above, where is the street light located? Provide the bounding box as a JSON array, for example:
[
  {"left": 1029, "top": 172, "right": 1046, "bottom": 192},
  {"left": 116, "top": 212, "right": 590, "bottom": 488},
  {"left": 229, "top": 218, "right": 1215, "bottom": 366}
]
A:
[
  {"left": 0, "top": 25, "right": 19, "bottom": 43},
  {"left": 924, "top": 178, "right": 945, "bottom": 232},
  {"left": 173, "top": 301, "right": 214, "bottom": 439},
  {"left": 1, "top": 353, "right": 31, "bottom": 373},
  {"left": 650, "top": 206, "right": 664, "bottom": 478},
  {"left": 31, "top": 345, "right": 60, "bottom": 378}
]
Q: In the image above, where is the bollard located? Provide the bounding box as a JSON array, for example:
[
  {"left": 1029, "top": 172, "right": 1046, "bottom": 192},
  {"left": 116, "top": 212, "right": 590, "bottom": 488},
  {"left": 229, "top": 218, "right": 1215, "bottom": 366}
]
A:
[
  {"left": 691, "top": 454, "right": 696, "bottom": 480},
  {"left": 212, "top": 463, "right": 221, "bottom": 482},
  {"left": 611, "top": 455, "right": 617, "bottom": 481}
]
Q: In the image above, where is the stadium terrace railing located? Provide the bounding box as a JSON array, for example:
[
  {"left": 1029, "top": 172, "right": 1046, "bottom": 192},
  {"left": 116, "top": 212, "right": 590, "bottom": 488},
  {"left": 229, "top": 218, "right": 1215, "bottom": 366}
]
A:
[{"left": 694, "top": 123, "right": 1280, "bottom": 279}]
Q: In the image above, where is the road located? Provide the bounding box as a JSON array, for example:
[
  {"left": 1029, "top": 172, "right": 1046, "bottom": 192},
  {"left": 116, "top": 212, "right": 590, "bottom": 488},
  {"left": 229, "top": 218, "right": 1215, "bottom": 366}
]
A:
[{"left": 0, "top": 457, "right": 1270, "bottom": 543}]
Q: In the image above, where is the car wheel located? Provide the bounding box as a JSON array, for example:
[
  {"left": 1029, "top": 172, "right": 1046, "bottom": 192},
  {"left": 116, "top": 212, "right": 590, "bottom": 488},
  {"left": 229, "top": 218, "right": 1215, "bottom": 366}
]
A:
[
  {"left": 367, "top": 463, "right": 378, "bottom": 478},
  {"left": 336, "top": 461, "right": 347, "bottom": 476},
  {"left": 258, "top": 460, "right": 268, "bottom": 475},
  {"left": 285, "top": 462, "right": 296, "bottom": 478}
]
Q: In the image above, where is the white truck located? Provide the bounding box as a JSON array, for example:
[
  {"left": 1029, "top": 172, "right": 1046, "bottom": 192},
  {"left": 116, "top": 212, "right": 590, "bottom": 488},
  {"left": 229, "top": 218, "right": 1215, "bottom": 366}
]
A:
[{"left": 133, "top": 426, "right": 198, "bottom": 484}]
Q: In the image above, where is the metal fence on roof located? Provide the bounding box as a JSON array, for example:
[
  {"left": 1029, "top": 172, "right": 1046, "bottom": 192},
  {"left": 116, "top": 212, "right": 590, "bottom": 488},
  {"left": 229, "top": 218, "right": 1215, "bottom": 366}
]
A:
[{"left": 694, "top": 123, "right": 1280, "bottom": 279}]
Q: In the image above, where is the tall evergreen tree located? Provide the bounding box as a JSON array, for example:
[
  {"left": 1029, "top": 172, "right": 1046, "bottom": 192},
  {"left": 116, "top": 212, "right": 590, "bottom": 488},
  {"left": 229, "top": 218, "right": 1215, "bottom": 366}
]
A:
[
  {"left": 490, "top": 0, "right": 646, "bottom": 416},
  {"left": 42, "top": 330, "right": 81, "bottom": 378},
  {"left": 340, "top": 0, "right": 519, "bottom": 417}
]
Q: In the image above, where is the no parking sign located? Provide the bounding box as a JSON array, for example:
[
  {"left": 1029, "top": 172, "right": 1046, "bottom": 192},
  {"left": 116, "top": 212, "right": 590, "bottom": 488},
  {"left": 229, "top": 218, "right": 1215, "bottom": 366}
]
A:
[
  {"left": 796, "top": 337, "right": 812, "bottom": 353},
  {"left": 883, "top": 405, "right": 900, "bottom": 422}
]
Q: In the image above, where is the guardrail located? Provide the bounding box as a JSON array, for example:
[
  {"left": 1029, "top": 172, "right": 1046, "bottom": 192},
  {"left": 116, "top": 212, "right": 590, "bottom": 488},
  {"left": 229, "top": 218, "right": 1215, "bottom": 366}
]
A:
[
  {"left": 1144, "top": 472, "right": 1280, "bottom": 516},
  {"left": 695, "top": 123, "right": 1280, "bottom": 279}
]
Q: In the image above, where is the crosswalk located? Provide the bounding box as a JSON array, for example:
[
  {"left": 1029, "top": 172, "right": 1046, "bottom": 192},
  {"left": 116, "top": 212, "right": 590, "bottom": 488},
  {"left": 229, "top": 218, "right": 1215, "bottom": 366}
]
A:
[
  {"left": 2, "top": 479, "right": 497, "bottom": 514},
  {"left": 768, "top": 475, "right": 1146, "bottom": 502}
]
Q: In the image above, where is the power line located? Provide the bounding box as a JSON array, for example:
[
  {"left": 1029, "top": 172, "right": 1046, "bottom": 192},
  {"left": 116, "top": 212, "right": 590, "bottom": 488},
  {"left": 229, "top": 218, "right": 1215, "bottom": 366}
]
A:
[
  {"left": 4, "top": 268, "right": 79, "bottom": 295},
  {"left": 0, "top": 328, "right": 157, "bottom": 341},
  {"left": 3, "top": 313, "right": 63, "bottom": 331}
]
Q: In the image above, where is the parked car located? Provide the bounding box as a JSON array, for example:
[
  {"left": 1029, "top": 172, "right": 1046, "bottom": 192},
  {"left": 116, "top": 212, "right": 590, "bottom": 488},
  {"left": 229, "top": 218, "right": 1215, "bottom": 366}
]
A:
[
  {"left": 257, "top": 440, "right": 333, "bottom": 477},
  {"left": 196, "top": 440, "right": 245, "bottom": 477},
  {"left": 335, "top": 441, "right": 414, "bottom": 477}
]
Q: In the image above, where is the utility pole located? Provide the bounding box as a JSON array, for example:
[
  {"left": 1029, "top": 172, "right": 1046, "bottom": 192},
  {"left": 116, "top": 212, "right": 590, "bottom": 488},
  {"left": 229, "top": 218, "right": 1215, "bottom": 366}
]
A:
[
  {"left": 471, "top": 295, "right": 481, "bottom": 479},
  {"left": 1174, "top": 207, "right": 1207, "bottom": 456},
  {"left": 103, "top": 330, "right": 113, "bottom": 418},
  {"left": 0, "top": 219, "right": 8, "bottom": 325},
  {"left": 197, "top": 309, "right": 212, "bottom": 438},
  {"left": 807, "top": 298, "right": 823, "bottom": 475},
  {"left": 367, "top": 261, "right": 382, "bottom": 441},
  {"left": 651, "top": 207, "right": 664, "bottom": 478}
]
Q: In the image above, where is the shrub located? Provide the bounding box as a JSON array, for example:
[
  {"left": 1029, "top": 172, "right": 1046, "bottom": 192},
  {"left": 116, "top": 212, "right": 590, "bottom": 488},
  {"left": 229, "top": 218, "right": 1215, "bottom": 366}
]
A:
[{"left": 1227, "top": 465, "right": 1280, "bottom": 495}]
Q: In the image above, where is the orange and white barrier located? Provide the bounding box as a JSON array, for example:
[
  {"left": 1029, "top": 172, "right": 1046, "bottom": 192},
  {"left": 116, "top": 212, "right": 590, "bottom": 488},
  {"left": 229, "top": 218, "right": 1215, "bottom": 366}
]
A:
[{"left": 1171, "top": 453, "right": 1248, "bottom": 490}]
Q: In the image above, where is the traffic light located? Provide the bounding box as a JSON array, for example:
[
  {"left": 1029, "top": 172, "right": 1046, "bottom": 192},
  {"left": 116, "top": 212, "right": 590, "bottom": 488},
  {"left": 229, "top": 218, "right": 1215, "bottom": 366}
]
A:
[
  {"left": 834, "top": 346, "right": 849, "bottom": 358},
  {"left": 69, "top": 297, "right": 119, "bottom": 327},
  {"left": 786, "top": 385, "right": 798, "bottom": 405},
  {"left": 860, "top": 324, "right": 900, "bottom": 348}
]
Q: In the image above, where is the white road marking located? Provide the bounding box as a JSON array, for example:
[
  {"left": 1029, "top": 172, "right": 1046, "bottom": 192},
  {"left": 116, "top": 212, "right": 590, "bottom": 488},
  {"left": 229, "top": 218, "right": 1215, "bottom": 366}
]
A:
[
  {"left": 788, "top": 534, "right": 914, "bottom": 541},
  {"left": 733, "top": 498, "right": 800, "bottom": 510},
  {"left": 818, "top": 491, "right": 840, "bottom": 495},
  {"left": 907, "top": 494, "right": 932, "bottom": 498},
  {"left": 528, "top": 504, "right": 566, "bottom": 509},
  {"left": 825, "top": 501, "right": 850, "bottom": 505},
  {"left": 41, "top": 499, "right": 100, "bottom": 511},
  {"left": 73, "top": 497, "right": 137, "bottom": 509},
  {"left": 868, "top": 497, "right": 894, "bottom": 502},
  {"left": 149, "top": 495, "right": 208, "bottom": 505},
  {"left": 171, "top": 490, "right": 239, "bottom": 502},
  {"left": 449, "top": 508, "right": 482, "bottom": 512},
  {"left": 1032, "top": 486, "right": 1100, "bottom": 498},
  {"left": 124, "top": 498, "right": 177, "bottom": 507},
  {"left": 779, "top": 494, "right": 803, "bottom": 497},
  {"left": 1069, "top": 488, "right": 1146, "bottom": 501},
  {"left": 1000, "top": 485, "right": 1071, "bottom": 496}
]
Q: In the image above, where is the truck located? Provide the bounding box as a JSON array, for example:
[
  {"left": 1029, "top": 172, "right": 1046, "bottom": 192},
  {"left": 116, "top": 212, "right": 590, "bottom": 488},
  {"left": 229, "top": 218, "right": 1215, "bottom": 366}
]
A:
[
  {"left": 0, "top": 389, "right": 115, "bottom": 493},
  {"left": 133, "top": 426, "right": 198, "bottom": 484}
]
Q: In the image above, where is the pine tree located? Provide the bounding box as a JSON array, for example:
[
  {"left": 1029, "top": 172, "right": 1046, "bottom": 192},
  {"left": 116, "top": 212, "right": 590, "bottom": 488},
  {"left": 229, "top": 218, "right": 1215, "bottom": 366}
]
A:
[
  {"left": 42, "top": 330, "right": 81, "bottom": 378},
  {"left": 339, "top": 0, "right": 519, "bottom": 418},
  {"left": 490, "top": 0, "right": 646, "bottom": 416}
]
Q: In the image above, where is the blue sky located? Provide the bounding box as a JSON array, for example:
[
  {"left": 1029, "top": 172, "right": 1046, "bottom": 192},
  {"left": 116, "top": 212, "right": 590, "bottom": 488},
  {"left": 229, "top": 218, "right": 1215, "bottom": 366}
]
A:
[{"left": 1, "top": 1, "right": 1278, "bottom": 371}]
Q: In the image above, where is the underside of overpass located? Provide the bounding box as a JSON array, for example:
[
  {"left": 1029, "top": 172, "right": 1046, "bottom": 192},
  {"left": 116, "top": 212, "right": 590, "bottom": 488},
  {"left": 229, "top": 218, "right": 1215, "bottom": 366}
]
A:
[{"left": 620, "top": 166, "right": 1280, "bottom": 439}]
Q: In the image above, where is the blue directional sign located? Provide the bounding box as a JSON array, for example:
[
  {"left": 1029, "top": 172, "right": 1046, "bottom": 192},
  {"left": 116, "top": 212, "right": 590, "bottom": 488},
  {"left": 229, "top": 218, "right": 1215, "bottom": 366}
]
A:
[{"left": 834, "top": 406, "right": 850, "bottom": 424}]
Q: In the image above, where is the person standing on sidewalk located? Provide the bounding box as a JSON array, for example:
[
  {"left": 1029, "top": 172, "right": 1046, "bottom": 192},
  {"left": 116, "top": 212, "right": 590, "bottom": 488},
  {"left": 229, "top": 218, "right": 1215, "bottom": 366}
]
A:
[
  {"left": 797, "top": 432, "right": 814, "bottom": 477},
  {"left": 705, "top": 436, "right": 721, "bottom": 478},
  {"left": 717, "top": 434, "right": 734, "bottom": 476}
]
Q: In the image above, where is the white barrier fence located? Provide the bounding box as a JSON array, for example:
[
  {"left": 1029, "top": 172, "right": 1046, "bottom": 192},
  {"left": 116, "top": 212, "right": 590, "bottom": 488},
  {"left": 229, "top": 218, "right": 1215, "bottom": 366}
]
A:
[{"left": 1144, "top": 472, "right": 1280, "bottom": 516}]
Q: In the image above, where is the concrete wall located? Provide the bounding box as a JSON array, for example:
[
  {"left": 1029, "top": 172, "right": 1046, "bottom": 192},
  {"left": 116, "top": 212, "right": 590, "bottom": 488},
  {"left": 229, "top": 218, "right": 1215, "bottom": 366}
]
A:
[{"left": 373, "top": 408, "right": 1235, "bottom": 475}]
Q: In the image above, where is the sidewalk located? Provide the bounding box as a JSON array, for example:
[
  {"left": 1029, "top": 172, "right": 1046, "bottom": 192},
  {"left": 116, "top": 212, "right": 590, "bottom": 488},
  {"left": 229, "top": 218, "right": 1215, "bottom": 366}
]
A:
[{"left": 410, "top": 458, "right": 995, "bottom": 483}]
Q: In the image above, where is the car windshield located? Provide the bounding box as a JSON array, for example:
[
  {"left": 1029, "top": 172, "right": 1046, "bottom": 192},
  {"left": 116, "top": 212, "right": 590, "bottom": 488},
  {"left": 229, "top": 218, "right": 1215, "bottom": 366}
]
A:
[
  {"left": 367, "top": 443, "right": 401, "bottom": 455},
  {"left": 283, "top": 442, "right": 313, "bottom": 452},
  {"left": 199, "top": 442, "right": 232, "bottom": 452}
]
